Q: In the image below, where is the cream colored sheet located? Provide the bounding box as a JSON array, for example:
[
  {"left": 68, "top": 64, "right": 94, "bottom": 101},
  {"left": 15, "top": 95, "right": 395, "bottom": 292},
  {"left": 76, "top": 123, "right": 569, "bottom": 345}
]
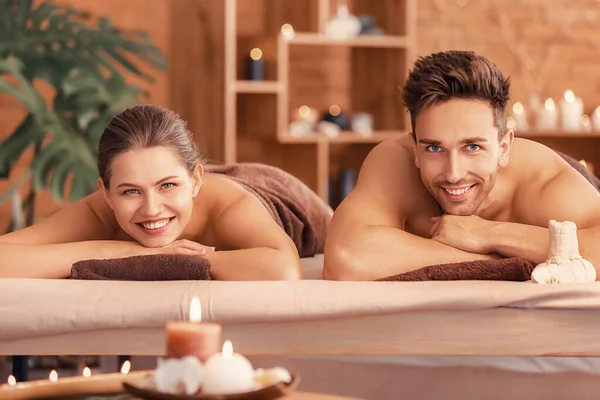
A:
[{"left": 3, "top": 260, "right": 600, "bottom": 356}]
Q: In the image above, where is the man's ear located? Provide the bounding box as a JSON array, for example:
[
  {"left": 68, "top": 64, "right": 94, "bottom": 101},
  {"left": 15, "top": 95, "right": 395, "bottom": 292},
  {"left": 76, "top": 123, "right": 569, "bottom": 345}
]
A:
[
  {"left": 192, "top": 164, "right": 204, "bottom": 197},
  {"left": 97, "top": 178, "right": 113, "bottom": 210},
  {"left": 498, "top": 129, "right": 514, "bottom": 167}
]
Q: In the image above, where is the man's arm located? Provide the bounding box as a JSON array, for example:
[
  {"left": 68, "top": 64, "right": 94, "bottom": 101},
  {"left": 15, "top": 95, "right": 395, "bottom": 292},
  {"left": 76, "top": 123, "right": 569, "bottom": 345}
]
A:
[
  {"left": 488, "top": 168, "right": 600, "bottom": 268},
  {"left": 323, "top": 141, "right": 496, "bottom": 281}
]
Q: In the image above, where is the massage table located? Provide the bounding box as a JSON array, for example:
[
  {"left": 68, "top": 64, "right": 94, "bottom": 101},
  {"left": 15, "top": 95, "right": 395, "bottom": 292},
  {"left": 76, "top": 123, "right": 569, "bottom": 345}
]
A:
[{"left": 3, "top": 255, "right": 600, "bottom": 399}]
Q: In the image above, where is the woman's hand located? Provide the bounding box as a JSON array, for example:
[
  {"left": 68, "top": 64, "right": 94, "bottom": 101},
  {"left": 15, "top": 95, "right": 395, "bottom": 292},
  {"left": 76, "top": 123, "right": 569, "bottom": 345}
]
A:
[{"left": 157, "top": 239, "right": 216, "bottom": 256}]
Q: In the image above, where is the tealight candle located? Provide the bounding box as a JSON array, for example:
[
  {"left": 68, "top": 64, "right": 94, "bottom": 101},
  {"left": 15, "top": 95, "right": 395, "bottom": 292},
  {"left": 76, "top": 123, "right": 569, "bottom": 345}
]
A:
[
  {"left": 202, "top": 340, "right": 255, "bottom": 395},
  {"left": 165, "top": 297, "right": 222, "bottom": 362}
]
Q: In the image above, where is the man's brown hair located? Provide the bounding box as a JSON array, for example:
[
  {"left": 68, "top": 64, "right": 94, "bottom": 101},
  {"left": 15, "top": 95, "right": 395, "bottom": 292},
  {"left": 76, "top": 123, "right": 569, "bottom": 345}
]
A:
[{"left": 402, "top": 50, "right": 511, "bottom": 139}]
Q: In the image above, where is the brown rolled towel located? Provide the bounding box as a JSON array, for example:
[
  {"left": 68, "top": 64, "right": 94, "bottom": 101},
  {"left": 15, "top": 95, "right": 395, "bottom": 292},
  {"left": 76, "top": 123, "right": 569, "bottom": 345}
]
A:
[
  {"left": 71, "top": 254, "right": 212, "bottom": 281},
  {"left": 205, "top": 162, "right": 331, "bottom": 258},
  {"left": 377, "top": 257, "right": 535, "bottom": 282}
]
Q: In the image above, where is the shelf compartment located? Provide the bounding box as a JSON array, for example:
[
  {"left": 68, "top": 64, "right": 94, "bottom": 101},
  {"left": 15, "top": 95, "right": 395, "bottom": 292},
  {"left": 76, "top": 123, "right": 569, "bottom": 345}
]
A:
[
  {"left": 232, "top": 80, "right": 282, "bottom": 93},
  {"left": 278, "top": 130, "right": 404, "bottom": 144},
  {"left": 286, "top": 32, "right": 411, "bottom": 48}
]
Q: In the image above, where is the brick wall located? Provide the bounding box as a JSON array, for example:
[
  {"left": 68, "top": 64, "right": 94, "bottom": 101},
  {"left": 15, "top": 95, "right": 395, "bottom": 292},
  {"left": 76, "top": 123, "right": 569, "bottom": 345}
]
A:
[{"left": 415, "top": 0, "right": 600, "bottom": 115}]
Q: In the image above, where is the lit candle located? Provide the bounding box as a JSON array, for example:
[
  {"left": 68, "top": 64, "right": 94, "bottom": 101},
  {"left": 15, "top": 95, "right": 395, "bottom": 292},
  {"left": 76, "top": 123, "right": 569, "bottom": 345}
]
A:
[
  {"left": 323, "top": 104, "right": 350, "bottom": 130},
  {"left": 202, "top": 340, "right": 255, "bottom": 395},
  {"left": 592, "top": 106, "right": 600, "bottom": 132},
  {"left": 536, "top": 98, "right": 558, "bottom": 131},
  {"left": 120, "top": 360, "right": 131, "bottom": 374},
  {"left": 581, "top": 114, "right": 592, "bottom": 132},
  {"left": 560, "top": 90, "right": 584, "bottom": 132},
  {"left": 7, "top": 375, "right": 16, "bottom": 386},
  {"left": 511, "top": 102, "right": 529, "bottom": 131},
  {"left": 165, "top": 297, "right": 222, "bottom": 362},
  {"left": 83, "top": 367, "right": 91, "bottom": 377},
  {"left": 49, "top": 370, "right": 58, "bottom": 382},
  {"left": 281, "top": 23, "right": 295, "bottom": 40},
  {"left": 247, "top": 48, "right": 264, "bottom": 81}
]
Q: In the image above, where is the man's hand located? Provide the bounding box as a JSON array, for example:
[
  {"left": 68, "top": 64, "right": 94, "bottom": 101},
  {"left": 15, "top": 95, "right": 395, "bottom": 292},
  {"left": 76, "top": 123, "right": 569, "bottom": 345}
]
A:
[{"left": 429, "top": 214, "right": 496, "bottom": 254}]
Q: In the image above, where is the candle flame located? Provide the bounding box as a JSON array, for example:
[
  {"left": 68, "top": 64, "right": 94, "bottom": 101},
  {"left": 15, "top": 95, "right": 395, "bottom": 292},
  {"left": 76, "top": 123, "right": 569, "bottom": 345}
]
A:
[
  {"left": 329, "top": 105, "right": 341, "bottom": 117},
  {"left": 7, "top": 375, "right": 16, "bottom": 386},
  {"left": 83, "top": 366, "right": 91, "bottom": 377},
  {"left": 595, "top": 106, "right": 600, "bottom": 116},
  {"left": 506, "top": 116, "right": 516, "bottom": 130},
  {"left": 120, "top": 360, "right": 131, "bottom": 374},
  {"left": 190, "top": 296, "right": 202, "bottom": 323},
  {"left": 222, "top": 340, "right": 233, "bottom": 358},
  {"left": 298, "top": 105, "right": 310, "bottom": 119},
  {"left": 250, "top": 48, "right": 262, "bottom": 61},
  {"left": 281, "top": 23, "right": 295, "bottom": 39},
  {"left": 49, "top": 370, "right": 58, "bottom": 382},
  {"left": 544, "top": 98, "right": 555, "bottom": 111},
  {"left": 581, "top": 114, "right": 590, "bottom": 126},
  {"left": 564, "top": 90, "right": 575, "bottom": 103},
  {"left": 579, "top": 159, "right": 588, "bottom": 168},
  {"left": 512, "top": 102, "right": 524, "bottom": 115}
]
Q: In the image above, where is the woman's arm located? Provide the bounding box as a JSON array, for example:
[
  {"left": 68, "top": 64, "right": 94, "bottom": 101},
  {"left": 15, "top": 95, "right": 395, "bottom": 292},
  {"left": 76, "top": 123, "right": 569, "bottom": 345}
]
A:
[
  {"left": 203, "top": 182, "right": 301, "bottom": 281},
  {"left": 0, "top": 192, "right": 154, "bottom": 278}
]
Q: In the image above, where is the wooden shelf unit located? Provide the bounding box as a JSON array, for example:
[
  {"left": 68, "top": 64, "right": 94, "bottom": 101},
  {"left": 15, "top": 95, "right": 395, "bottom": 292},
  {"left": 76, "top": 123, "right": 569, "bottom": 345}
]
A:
[{"left": 224, "top": 0, "right": 417, "bottom": 205}]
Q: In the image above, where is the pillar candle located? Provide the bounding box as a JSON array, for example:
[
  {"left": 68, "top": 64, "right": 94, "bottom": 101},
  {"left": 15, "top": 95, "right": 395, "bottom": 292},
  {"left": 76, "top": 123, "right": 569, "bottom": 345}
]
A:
[
  {"left": 592, "top": 106, "right": 600, "bottom": 132},
  {"left": 165, "top": 297, "right": 222, "bottom": 362},
  {"left": 512, "top": 102, "right": 529, "bottom": 131},
  {"left": 536, "top": 98, "right": 558, "bottom": 131},
  {"left": 247, "top": 48, "right": 264, "bottom": 81},
  {"left": 560, "top": 90, "right": 584, "bottom": 132}
]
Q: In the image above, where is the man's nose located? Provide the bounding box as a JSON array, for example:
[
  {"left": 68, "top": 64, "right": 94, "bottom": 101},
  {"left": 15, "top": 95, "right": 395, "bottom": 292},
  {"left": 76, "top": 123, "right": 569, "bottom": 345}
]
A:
[{"left": 444, "top": 152, "right": 467, "bottom": 184}]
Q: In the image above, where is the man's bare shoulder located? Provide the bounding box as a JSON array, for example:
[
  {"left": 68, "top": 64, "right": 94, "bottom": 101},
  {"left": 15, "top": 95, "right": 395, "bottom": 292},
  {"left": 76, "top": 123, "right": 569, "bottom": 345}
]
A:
[{"left": 509, "top": 137, "right": 582, "bottom": 189}]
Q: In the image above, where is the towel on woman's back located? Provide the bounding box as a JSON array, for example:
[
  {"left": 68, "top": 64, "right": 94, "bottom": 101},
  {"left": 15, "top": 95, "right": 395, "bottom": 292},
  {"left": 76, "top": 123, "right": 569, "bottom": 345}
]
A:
[{"left": 71, "top": 162, "right": 331, "bottom": 280}]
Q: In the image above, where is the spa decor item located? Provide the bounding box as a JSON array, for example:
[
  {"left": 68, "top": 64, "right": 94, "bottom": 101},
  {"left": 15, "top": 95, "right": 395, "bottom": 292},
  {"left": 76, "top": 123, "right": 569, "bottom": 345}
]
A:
[
  {"left": 247, "top": 48, "right": 264, "bottom": 81},
  {"left": 531, "top": 220, "right": 596, "bottom": 284},
  {"left": 324, "top": 2, "right": 361, "bottom": 41},
  {"left": 0, "top": 0, "right": 166, "bottom": 232}
]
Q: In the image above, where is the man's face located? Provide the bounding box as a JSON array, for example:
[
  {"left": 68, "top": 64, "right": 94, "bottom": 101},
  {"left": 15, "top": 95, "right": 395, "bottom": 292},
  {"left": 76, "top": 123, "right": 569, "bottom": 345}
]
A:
[{"left": 413, "top": 99, "right": 512, "bottom": 216}]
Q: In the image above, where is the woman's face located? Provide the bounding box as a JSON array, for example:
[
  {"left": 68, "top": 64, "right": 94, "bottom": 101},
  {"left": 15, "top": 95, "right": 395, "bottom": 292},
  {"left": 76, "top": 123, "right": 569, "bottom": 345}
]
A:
[{"left": 100, "top": 146, "right": 201, "bottom": 248}]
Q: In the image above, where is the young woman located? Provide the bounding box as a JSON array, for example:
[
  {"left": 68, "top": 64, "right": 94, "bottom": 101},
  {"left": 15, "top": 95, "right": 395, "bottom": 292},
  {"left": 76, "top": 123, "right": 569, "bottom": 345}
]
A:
[{"left": 0, "top": 105, "right": 328, "bottom": 279}]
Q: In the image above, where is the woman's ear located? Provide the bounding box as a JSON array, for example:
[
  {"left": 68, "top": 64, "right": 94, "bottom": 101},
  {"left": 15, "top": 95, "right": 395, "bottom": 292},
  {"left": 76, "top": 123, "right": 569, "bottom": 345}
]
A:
[
  {"left": 97, "top": 178, "right": 113, "bottom": 210},
  {"left": 192, "top": 164, "right": 204, "bottom": 197}
]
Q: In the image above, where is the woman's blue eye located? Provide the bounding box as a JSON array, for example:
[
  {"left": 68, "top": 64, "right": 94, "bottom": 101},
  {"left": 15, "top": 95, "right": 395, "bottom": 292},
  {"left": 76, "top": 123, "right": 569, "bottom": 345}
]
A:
[
  {"left": 427, "top": 145, "right": 442, "bottom": 153},
  {"left": 467, "top": 144, "right": 480, "bottom": 151}
]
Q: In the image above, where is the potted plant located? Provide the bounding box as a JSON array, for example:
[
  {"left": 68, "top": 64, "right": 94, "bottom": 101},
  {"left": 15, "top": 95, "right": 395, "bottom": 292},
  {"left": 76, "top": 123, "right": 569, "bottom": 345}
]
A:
[{"left": 0, "top": 0, "right": 167, "bottom": 231}]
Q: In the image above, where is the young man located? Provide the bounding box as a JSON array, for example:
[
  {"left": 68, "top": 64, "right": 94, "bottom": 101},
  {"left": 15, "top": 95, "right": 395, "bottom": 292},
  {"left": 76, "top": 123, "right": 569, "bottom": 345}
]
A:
[{"left": 323, "top": 50, "right": 600, "bottom": 281}]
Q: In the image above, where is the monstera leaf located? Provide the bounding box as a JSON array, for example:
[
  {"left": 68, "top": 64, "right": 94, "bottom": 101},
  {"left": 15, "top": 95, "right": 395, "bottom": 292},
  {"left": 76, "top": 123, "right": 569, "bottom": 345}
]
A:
[{"left": 0, "top": 0, "right": 166, "bottom": 208}]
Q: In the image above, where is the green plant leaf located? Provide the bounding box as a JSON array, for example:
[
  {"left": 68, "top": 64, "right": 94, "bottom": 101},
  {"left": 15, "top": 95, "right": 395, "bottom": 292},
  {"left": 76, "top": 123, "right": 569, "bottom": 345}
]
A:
[
  {"left": 49, "top": 158, "right": 72, "bottom": 202},
  {"left": 30, "top": 139, "right": 66, "bottom": 191},
  {"left": 0, "top": 113, "right": 43, "bottom": 178}
]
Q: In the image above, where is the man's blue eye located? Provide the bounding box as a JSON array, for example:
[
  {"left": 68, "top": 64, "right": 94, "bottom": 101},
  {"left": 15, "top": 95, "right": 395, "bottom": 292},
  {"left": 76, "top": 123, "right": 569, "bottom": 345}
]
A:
[
  {"left": 427, "top": 145, "right": 441, "bottom": 153},
  {"left": 467, "top": 144, "right": 480, "bottom": 151},
  {"left": 123, "top": 189, "right": 139, "bottom": 195},
  {"left": 162, "top": 183, "right": 175, "bottom": 189}
]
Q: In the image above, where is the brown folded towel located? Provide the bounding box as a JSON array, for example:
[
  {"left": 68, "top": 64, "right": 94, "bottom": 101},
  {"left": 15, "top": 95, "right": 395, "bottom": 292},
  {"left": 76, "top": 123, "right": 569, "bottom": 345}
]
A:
[
  {"left": 205, "top": 162, "right": 331, "bottom": 258},
  {"left": 71, "top": 254, "right": 212, "bottom": 281},
  {"left": 377, "top": 257, "right": 535, "bottom": 282}
]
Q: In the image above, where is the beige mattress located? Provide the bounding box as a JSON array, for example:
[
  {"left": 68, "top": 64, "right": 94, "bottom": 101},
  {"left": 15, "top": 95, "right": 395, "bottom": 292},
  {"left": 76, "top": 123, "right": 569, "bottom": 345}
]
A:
[{"left": 2, "top": 255, "right": 600, "bottom": 357}]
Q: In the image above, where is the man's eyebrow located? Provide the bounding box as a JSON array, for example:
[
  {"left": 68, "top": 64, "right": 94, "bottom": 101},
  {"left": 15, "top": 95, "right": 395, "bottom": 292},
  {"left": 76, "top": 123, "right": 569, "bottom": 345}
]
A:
[
  {"left": 418, "top": 138, "right": 442, "bottom": 145},
  {"left": 462, "top": 136, "right": 488, "bottom": 144},
  {"left": 116, "top": 176, "right": 179, "bottom": 188}
]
